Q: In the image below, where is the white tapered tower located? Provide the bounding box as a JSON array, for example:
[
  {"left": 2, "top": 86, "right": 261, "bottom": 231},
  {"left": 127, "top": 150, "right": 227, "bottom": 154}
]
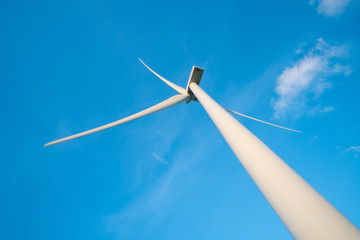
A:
[{"left": 189, "top": 82, "right": 360, "bottom": 240}]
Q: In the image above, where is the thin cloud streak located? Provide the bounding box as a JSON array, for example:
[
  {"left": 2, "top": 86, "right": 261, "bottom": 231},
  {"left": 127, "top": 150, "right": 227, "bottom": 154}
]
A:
[
  {"left": 272, "top": 38, "right": 350, "bottom": 119},
  {"left": 346, "top": 146, "right": 360, "bottom": 157},
  {"left": 105, "top": 120, "right": 221, "bottom": 236},
  {"left": 152, "top": 152, "right": 168, "bottom": 164},
  {"left": 106, "top": 161, "right": 179, "bottom": 234},
  {"left": 347, "top": 146, "right": 360, "bottom": 152}
]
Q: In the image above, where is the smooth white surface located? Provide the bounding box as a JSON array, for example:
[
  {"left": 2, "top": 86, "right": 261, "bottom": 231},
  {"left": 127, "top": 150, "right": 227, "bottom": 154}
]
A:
[
  {"left": 44, "top": 94, "right": 188, "bottom": 146},
  {"left": 225, "top": 108, "right": 301, "bottom": 133},
  {"left": 185, "top": 66, "right": 204, "bottom": 94},
  {"left": 138, "top": 58, "right": 187, "bottom": 95},
  {"left": 190, "top": 82, "right": 360, "bottom": 240}
]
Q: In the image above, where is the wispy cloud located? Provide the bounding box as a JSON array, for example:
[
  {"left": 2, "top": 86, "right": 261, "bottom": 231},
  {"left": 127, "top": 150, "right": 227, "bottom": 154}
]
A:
[
  {"left": 272, "top": 38, "right": 350, "bottom": 119},
  {"left": 310, "top": 0, "right": 353, "bottom": 17},
  {"left": 152, "top": 152, "right": 168, "bottom": 164},
  {"left": 347, "top": 146, "right": 360, "bottom": 152},
  {"left": 346, "top": 146, "right": 360, "bottom": 157},
  {"left": 105, "top": 120, "right": 221, "bottom": 236},
  {"left": 308, "top": 135, "right": 318, "bottom": 144},
  {"left": 106, "top": 159, "right": 180, "bottom": 234}
]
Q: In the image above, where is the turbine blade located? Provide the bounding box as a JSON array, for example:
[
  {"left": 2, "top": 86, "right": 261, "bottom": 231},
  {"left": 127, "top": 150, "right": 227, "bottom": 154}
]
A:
[
  {"left": 44, "top": 94, "right": 189, "bottom": 146},
  {"left": 138, "top": 58, "right": 187, "bottom": 95},
  {"left": 225, "top": 108, "right": 302, "bottom": 133}
]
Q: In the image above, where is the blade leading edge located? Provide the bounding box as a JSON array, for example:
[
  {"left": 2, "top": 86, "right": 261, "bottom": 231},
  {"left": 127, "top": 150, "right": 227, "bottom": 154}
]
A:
[
  {"left": 44, "top": 94, "right": 189, "bottom": 146},
  {"left": 225, "top": 108, "right": 301, "bottom": 133},
  {"left": 138, "top": 58, "right": 187, "bottom": 95}
]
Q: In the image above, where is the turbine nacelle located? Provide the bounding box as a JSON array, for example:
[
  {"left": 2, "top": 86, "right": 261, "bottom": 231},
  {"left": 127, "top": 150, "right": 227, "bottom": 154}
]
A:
[{"left": 185, "top": 66, "right": 204, "bottom": 103}]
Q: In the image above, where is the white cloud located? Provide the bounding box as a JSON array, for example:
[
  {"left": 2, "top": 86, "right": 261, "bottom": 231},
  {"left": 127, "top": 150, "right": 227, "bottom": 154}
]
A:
[
  {"left": 152, "top": 152, "right": 168, "bottom": 164},
  {"left": 346, "top": 146, "right": 360, "bottom": 157},
  {"left": 272, "top": 38, "right": 350, "bottom": 119},
  {"left": 310, "top": 0, "right": 353, "bottom": 17},
  {"left": 347, "top": 146, "right": 360, "bottom": 152}
]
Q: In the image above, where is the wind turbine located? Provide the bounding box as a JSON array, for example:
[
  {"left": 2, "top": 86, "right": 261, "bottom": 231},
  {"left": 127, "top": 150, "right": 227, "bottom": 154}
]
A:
[{"left": 45, "top": 59, "right": 360, "bottom": 239}]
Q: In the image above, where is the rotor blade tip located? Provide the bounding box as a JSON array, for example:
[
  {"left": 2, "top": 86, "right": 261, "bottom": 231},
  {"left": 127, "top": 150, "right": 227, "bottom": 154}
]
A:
[{"left": 44, "top": 141, "right": 57, "bottom": 147}]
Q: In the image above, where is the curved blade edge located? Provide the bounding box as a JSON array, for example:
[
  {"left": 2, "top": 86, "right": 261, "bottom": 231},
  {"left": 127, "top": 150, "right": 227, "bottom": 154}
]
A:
[
  {"left": 44, "top": 94, "right": 189, "bottom": 146},
  {"left": 138, "top": 58, "right": 187, "bottom": 95},
  {"left": 225, "top": 108, "right": 302, "bottom": 133}
]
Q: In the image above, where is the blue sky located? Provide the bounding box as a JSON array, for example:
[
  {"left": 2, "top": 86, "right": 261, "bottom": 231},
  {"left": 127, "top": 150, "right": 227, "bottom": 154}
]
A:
[{"left": 1, "top": 0, "right": 360, "bottom": 239}]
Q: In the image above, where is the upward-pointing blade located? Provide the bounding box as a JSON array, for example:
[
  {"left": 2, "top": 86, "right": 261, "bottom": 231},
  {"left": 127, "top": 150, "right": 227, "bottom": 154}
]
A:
[
  {"left": 225, "top": 108, "right": 301, "bottom": 133},
  {"left": 138, "top": 58, "right": 187, "bottom": 95},
  {"left": 44, "top": 94, "right": 189, "bottom": 146}
]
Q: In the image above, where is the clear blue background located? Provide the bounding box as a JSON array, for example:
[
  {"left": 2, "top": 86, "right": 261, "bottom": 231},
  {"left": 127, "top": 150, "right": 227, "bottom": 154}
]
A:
[{"left": 1, "top": 0, "right": 359, "bottom": 239}]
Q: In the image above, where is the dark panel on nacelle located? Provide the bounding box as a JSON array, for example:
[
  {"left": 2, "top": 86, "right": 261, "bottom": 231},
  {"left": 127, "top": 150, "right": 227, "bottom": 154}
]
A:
[{"left": 186, "top": 66, "right": 204, "bottom": 94}]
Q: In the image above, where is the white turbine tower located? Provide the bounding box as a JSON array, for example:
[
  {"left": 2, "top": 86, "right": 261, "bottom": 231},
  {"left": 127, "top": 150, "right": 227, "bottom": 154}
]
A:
[{"left": 45, "top": 59, "right": 360, "bottom": 239}]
